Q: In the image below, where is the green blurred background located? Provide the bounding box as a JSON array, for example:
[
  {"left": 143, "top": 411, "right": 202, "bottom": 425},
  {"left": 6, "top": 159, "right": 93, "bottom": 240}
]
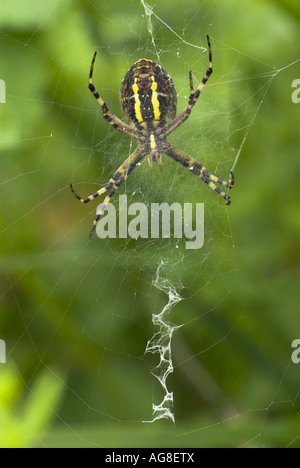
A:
[{"left": 0, "top": 0, "right": 299, "bottom": 448}]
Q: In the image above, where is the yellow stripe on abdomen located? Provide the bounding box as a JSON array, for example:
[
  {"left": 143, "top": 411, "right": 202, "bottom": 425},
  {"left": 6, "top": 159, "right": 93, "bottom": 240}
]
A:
[
  {"left": 132, "top": 80, "right": 143, "bottom": 122},
  {"left": 151, "top": 79, "right": 161, "bottom": 120}
]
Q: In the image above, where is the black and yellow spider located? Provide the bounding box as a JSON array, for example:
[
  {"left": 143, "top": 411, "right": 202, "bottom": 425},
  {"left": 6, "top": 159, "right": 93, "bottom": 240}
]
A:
[{"left": 71, "top": 35, "right": 234, "bottom": 239}]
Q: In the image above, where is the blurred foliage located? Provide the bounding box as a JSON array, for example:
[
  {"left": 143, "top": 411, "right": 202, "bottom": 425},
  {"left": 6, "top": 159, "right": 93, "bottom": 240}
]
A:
[
  {"left": 0, "top": 366, "right": 64, "bottom": 447},
  {"left": 0, "top": 0, "right": 300, "bottom": 447}
]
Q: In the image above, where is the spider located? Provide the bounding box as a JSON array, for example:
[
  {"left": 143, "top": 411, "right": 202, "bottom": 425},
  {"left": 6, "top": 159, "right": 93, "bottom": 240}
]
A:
[{"left": 70, "top": 35, "right": 234, "bottom": 239}]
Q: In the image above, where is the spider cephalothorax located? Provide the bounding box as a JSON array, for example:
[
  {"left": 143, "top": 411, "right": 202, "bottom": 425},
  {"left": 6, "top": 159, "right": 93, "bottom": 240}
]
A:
[{"left": 71, "top": 35, "right": 234, "bottom": 239}]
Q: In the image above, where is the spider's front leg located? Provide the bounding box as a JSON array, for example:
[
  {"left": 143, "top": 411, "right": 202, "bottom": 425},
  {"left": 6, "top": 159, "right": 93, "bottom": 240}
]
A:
[
  {"left": 88, "top": 52, "right": 137, "bottom": 139},
  {"left": 71, "top": 145, "right": 147, "bottom": 239},
  {"left": 165, "top": 34, "right": 213, "bottom": 137}
]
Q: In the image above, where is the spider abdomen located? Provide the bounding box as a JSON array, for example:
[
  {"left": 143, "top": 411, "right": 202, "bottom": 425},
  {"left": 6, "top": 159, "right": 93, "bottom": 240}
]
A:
[{"left": 120, "top": 58, "right": 177, "bottom": 128}]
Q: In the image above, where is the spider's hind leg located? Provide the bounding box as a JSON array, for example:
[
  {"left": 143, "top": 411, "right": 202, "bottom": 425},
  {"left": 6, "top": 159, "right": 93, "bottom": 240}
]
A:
[
  {"left": 70, "top": 184, "right": 108, "bottom": 204},
  {"left": 203, "top": 169, "right": 235, "bottom": 190},
  {"left": 164, "top": 143, "right": 234, "bottom": 205},
  {"left": 200, "top": 173, "right": 232, "bottom": 205},
  {"left": 71, "top": 145, "right": 147, "bottom": 239}
]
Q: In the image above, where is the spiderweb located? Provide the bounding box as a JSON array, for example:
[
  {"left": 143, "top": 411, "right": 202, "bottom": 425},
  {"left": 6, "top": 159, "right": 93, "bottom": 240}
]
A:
[{"left": 1, "top": 0, "right": 300, "bottom": 448}]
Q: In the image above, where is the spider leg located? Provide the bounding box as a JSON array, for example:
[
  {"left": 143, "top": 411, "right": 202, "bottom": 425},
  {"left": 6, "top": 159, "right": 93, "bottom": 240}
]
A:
[
  {"left": 165, "top": 35, "right": 213, "bottom": 136},
  {"left": 188, "top": 69, "right": 194, "bottom": 96},
  {"left": 163, "top": 143, "right": 234, "bottom": 205},
  {"left": 70, "top": 184, "right": 107, "bottom": 204},
  {"left": 88, "top": 52, "right": 137, "bottom": 139},
  {"left": 71, "top": 145, "right": 147, "bottom": 239}
]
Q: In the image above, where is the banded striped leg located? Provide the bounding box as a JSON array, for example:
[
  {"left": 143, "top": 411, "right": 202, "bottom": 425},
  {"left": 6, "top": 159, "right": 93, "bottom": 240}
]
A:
[
  {"left": 71, "top": 145, "right": 147, "bottom": 239},
  {"left": 163, "top": 143, "right": 234, "bottom": 205},
  {"left": 88, "top": 52, "right": 137, "bottom": 139},
  {"left": 165, "top": 35, "right": 213, "bottom": 137}
]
